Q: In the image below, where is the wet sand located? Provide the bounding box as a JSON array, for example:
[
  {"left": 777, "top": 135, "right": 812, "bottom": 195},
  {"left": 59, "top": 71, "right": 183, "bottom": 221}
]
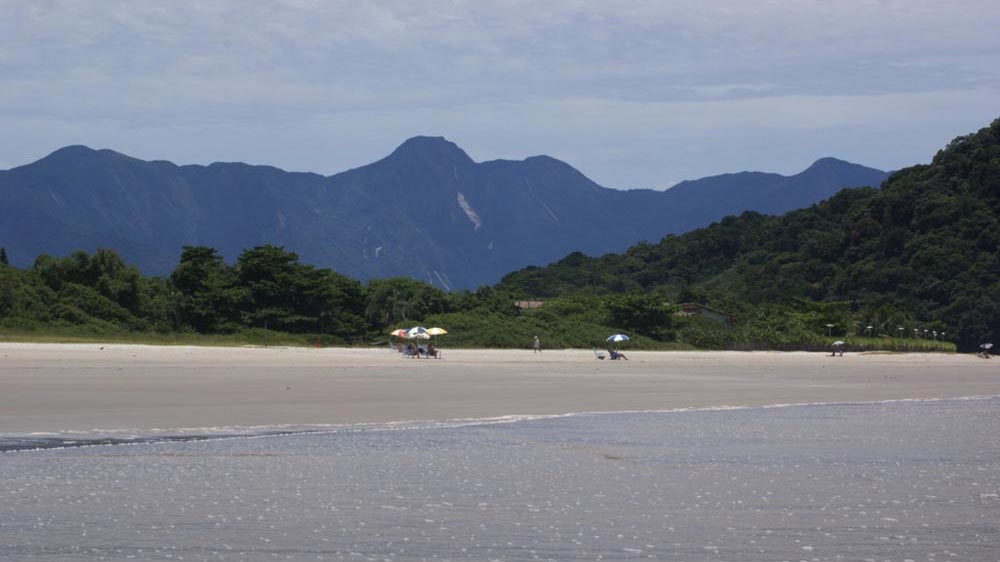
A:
[{"left": 1, "top": 343, "right": 998, "bottom": 434}]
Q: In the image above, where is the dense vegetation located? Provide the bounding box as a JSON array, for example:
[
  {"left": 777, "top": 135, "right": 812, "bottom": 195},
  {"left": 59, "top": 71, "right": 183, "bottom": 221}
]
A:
[
  {"left": 0, "top": 244, "right": 681, "bottom": 349},
  {"left": 499, "top": 118, "right": 1000, "bottom": 352},
  {"left": 1, "top": 245, "right": 375, "bottom": 344},
  {"left": 2, "top": 118, "right": 997, "bottom": 352}
]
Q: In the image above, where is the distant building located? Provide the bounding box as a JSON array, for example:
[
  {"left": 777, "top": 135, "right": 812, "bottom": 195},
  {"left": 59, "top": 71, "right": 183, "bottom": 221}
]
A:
[
  {"left": 514, "top": 300, "right": 545, "bottom": 311},
  {"left": 675, "top": 303, "right": 733, "bottom": 326}
]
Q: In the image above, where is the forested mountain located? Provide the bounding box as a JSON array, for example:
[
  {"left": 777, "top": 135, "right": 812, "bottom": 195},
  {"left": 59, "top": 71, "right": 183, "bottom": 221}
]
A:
[
  {"left": 0, "top": 137, "right": 885, "bottom": 288},
  {"left": 1, "top": 119, "right": 992, "bottom": 351},
  {"left": 499, "top": 118, "right": 1000, "bottom": 351}
]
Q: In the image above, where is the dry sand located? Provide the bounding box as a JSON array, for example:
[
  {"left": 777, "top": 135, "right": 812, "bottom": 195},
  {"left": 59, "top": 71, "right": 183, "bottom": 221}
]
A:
[{"left": 1, "top": 343, "right": 998, "bottom": 434}]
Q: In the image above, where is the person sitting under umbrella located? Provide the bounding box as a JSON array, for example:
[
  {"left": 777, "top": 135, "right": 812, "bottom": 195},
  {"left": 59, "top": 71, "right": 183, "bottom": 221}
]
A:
[
  {"left": 606, "top": 334, "right": 629, "bottom": 360},
  {"left": 607, "top": 348, "right": 628, "bottom": 360}
]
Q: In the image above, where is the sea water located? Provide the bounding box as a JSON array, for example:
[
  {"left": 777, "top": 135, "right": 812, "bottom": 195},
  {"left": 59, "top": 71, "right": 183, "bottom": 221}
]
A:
[{"left": 1, "top": 398, "right": 998, "bottom": 561}]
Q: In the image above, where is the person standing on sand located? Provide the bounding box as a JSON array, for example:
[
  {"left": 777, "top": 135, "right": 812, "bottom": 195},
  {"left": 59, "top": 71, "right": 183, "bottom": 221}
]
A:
[{"left": 533, "top": 335, "right": 541, "bottom": 353}]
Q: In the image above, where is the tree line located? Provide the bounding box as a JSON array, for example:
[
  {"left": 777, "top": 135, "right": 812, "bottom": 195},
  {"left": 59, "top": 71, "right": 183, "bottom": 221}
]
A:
[
  {"left": 0, "top": 241, "right": 958, "bottom": 352},
  {"left": 0, "top": 245, "right": 455, "bottom": 343},
  {"left": 0, "top": 241, "right": 695, "bottom": 349}
]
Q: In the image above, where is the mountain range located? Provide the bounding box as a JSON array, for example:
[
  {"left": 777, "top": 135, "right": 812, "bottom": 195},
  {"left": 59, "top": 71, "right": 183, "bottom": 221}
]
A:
[{"left": 0, "top": 138, "right": 887, "bottom": 289}]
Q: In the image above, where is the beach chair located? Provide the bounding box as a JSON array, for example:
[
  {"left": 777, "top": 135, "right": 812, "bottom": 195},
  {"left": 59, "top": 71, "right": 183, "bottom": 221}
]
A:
[{"left": 592, "top": 348, "right": 605, "bottom": 360}]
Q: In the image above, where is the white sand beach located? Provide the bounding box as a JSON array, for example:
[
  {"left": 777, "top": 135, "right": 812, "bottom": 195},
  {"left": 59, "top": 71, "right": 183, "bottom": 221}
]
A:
[{"left": 1, "top": 343, "right": 998, "bottom": 434}]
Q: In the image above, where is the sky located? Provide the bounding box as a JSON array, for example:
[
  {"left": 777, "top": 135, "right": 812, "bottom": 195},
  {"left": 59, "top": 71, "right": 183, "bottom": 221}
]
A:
[{"left": 1, "top": 1, "right": 998, "bottom": 188}]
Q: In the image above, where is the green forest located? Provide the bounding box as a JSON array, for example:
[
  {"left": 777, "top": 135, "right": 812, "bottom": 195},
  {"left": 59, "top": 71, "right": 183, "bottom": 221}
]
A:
[
  {"left": 499, "top": 117, "right": 1000, "bottom": 352},
  {"left": 2, "top": 118, "right": 998, "bottom": 352}
]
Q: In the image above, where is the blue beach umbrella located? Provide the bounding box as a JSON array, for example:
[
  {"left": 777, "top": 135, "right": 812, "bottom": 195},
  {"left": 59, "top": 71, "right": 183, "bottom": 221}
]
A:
[
  {"left": 407, "top": 326, "right": 430, "bottom": 340},
  {"left": 607, "top": 334, "right": 629, "bottom": 343}
]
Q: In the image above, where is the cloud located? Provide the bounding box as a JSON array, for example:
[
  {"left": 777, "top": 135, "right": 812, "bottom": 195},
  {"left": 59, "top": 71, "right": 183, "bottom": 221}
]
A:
[{"left": 1, "top": 0, "right": 998, "bottom": 185}]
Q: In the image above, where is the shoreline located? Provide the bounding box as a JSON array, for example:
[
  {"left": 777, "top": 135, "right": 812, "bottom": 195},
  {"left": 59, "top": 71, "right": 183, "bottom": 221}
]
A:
[
  {"left": 2, "top": 343, "right": 998, "bottom": 436},
  {"left": 6, "top": 395, "right": 998, "bottom": 454}
]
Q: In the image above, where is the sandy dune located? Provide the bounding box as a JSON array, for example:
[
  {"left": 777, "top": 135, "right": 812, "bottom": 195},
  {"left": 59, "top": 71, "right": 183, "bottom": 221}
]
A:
[{"left": 1, "top": 343, "right": 998, "bottom": 434}]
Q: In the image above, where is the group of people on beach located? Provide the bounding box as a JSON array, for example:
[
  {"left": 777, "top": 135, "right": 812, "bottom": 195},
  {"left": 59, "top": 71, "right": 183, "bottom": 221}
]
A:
[{"left": 396, "top": 341, "right": 439, "bottom": 359}]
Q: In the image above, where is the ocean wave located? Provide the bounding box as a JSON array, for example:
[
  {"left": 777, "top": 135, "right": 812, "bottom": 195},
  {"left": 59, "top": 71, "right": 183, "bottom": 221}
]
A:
[{"left": 3, "top": 394, "right": 997, "bottom": 453}]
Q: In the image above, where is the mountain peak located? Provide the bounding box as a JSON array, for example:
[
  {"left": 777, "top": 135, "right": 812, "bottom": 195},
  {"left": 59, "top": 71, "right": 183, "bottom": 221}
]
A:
[
  {"left": 54, "top": 144, "right": 97, "bottom": 154},
  {"left": 27, "top": 145, "right": 133, "bottom": 170},
  {"left": 798, "top": 157, "right": 887, "bottom": 188},
  {"left": 16, "top": 145, "right": 99, "bottom": 171},
  {"left": 812, "top": 156, "right": 847, "bottom": 165},
  {"left": 41, "top": 144, "right": 99, "bottom": 161},
  {"left": 802, "top": 157, "right": 863, "bottom": 174},
  {"left": 390, "top": 136, "right": 474, "bottom": 164}
]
